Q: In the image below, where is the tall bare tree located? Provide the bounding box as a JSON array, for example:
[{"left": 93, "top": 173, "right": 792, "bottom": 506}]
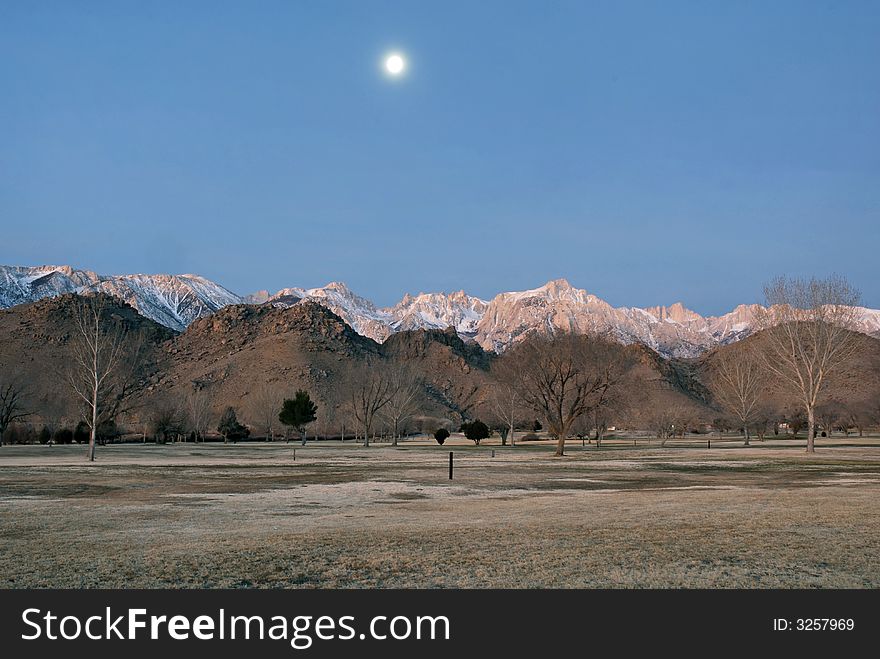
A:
[
  {"left": 589, "top": 374, "right": 632, "bottom": 447},
  {"left": 344, "top": 358, "right": 395, "bottom": 447},
  {"left": 185, "top": 387, "right": 213, "bottom": 442},
  {"left": 382, "top": 365, "right": 422, "bottom": 445},
  {"left": 758, "top": 275, "right": 861, "bottom": 452},
  {"left": 508, "top": 333, "right": 627, "bottom": 456},
  {"left": 488, "top": 352, "right": 522, "bottom": 447},
  {"left": 0, "top": 379, "right": 31, "bottom": 446},
  {"left": 64, "top": 294, "right": 143, "bottom": 461},
  {"left": 249, "top": 382, "right": 282, "bottom": 441},
  {"left": 706, "top": 345, "right": 763, "bottom": 446}
]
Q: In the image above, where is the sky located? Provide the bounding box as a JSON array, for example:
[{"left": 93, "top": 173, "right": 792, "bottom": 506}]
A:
[{"left": 1, "top": 0, "right": 878, "bottom": 313}]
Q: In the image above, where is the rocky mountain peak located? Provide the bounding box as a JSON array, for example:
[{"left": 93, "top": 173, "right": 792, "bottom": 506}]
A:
[
  {"left": 645, "top": 302, "right": 703, "bottom": 324},
  {"left": 4, "top": 263, "right": 880, "bottom": 359}
]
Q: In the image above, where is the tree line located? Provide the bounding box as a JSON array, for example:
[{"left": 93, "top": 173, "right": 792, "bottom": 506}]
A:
[{"left": 1, "top": 275, "right": 877, "bottom": 457}]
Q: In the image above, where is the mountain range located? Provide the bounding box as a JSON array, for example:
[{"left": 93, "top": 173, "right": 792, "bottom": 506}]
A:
[{"left": 3, "top": 264, "right": 880, "bottom": 358}]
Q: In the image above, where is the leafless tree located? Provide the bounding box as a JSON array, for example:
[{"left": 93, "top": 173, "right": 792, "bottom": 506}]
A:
[
  {"left": 589, "top": 375, "right": 632, "bottom": 447},
  {"left": 382, "top": 365, "right": 422, "bottom": 445},
  {"left": 713, "top": 416, "right": 733, "bottom": 442},
  {"left": 841, "top": 400, "right": 873, "bottom": 437},
  {"left": 749, "top": 409, "right": 772, "bottom": 441},
  {"left": 508, "top": 333, "right": 628, "bottom": 456},
  {"left": 758, "top": 275, "right": 861, "bottom": 452},
  {"left": 249, "top": 382, "right": 282, "bottom": 441},
  {"left": 488, "top": 354, "right": 522, "bottom": 446},
  {"left": 0, "top": 379, "right": 32, "bottom": 446},
  {"left": 64, "top": 294, "right": 143, "bottom": 461},
  {"left": 706, "top": 345, "right": 763, "bottom": 446},
  {"left": 185, "top": 387, "right": 213, "bottom": 442},
  {"left": 815, "top": 401, "right": 842, "bottom": 438},
  {"left": 336, "top": 397, "right": 359, "bottom": 442},
  {"left": 315, "top": 388, "right": 340, "bottom": 440},
  {"left": 650, "top": 407, "right": 678, "bottom": 446},
  {"left": 343, "top": 358, "right": 395, "bottom": 447},
  {"left": 649, "top": 404, "right": 698, "bottom": 446},
  {"left": 152, "top": 404, "right": 184, "bottom": 444},
  {"left": 782, "top": 406, "right": 807, "bottom": 438}
]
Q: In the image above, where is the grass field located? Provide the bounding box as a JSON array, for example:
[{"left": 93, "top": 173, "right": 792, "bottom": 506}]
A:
[{"left": 2, "top": 435, "right": 880, "bottom": 588}]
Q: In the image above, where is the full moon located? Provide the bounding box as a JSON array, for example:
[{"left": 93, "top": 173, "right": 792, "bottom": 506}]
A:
[{"left": 385, "top": 53, "right": 406, "bottom": 76}]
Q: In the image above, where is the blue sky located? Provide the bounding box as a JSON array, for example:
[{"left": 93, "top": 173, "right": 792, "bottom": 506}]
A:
[{"left": 1, "top": 1, "right": 878, "bottom": 313}]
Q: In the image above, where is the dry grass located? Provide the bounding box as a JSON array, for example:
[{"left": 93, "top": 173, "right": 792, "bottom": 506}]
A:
[{"left": 2, "top": 437, "right": 880, "bottom": 588}]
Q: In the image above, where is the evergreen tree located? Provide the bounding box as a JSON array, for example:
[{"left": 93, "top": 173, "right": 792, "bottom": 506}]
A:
[
  {"left": 461, "top": 420, "right": 490, "bottom": 445},
  {"left": 434, "top": 428, "right": 450, "bottom": 445},
  {"left": 279, "top": 390, "right": 318, "bottom": 446},
  {"left": 218, "top": 406, "right": 249, "bottom": 443}
]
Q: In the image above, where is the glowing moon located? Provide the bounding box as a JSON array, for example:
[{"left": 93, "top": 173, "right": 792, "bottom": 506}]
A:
[{"left": 385, "top": 53, "right": 406, "bottom": 76}]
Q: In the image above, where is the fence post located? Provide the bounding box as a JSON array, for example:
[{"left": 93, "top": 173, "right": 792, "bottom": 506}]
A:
[{"left": 449, "top": 451, "right": 453, "bottom": 480}]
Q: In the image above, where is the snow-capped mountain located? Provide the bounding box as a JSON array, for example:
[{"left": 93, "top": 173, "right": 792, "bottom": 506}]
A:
[
  {"left": 265, "top": 284, "right": 489, "bottom": 343},
  {"left": 472, "top": 279, "right": 755, "bottom": 357},
  {"left": 264, "top": 278, "right": 772, "bottom": 357},
  {"left": 472, "top": 280, "right": 880, "bottom": 356},
  {"left": 267, "top": 282, "right": 394, "bottom": 342},
  {"left": 3, "top": 264, "right": 880, "bottom": 357},
  {"left": 0, "top": 265, "right": 242, "bottom": 332},
  {"left": 389, "top": 291, "right": 488, "bottom": 337},
  {"left": 85, "top": 274, "right": 241, "bottom": 331},
  {"left": 0, "top": 265, "right": 100, "bottom": 308}
]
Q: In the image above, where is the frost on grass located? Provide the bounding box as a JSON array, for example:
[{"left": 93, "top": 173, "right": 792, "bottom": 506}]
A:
[{"left": 1, "top": 443, "right": 880, "bottom": 588}]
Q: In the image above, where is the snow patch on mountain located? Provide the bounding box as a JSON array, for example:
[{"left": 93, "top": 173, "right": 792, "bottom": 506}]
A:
[
  {"left": 389, "top": 291, "right": 488, "bottom": 336},
  {"left": 0, "top": 265, "right": 242, "bottom": 332},
  {"left": 3, "top": 265, "right": 880, "bottom": 357},
  {"left": 0, "top": 265, "right": 100, "bottom": 308},
  {"left": 267, "top": 282, "right": 393, "bottom": 341},
  {"left": 86, "top": 274, "right": 241, "bottom": 331}
]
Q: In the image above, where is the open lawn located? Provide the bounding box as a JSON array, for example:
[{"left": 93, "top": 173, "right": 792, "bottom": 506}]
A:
[{"left": 2, "top": 435, "right": 880, "bottom": 588}]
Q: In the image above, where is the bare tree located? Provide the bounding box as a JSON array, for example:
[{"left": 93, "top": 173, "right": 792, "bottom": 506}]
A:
[
  {"left": 712, "top": 416, "right": 732, "bottom": 442},
  {"left": 842, "top": 400, "right": 872, "bottom": 437},
  {"left": 343, "top": 358, "right": 395, "bottom": 447},
  {"left": 785, "top": 407, "right": 807, "bottom": 439},
  {"left": 749, "top": 408, "right": 772, "bottom": 441},
  {"left": 650, "top": 407, "right": 679, "bottom": 446},
  {"left": 382, "top": 365, "right": 422, "bottom": 446},
  {"left": 152, "top": 404, "right": 184, "bottom": 444},
  {"left": 589, "top": 375, "right": 632, "bottom": 447},
  {"left": 488, "top": 353, "right": 522, "bottom": 446},
  {"left": 509, "top": 334, "right": 627, "bottom": 456},
  {"left": 758, "top": 275, "right": 861, "bottom": 452},
  {"left": 649, "top": 404, "right": 698, "bottom": 446},
  {"left": 815, "top": 401, "right": 842, "bottom": 438},
  {"left": 185, "top": 387, "right": 213, "bottom": 442},
  {"left": 706, "top": 346, "right": 763, "bottom": 446},
  {"left": 249, "top": 382, "right": 282, "bottom": 441},
  {"left": 0, "top": 379, "right": 32, "bottom": 446},
  {"left": 315, "top": 389, "right": 339, "bottom": 440},
  {"left": 64, "top": 294, "right": 143, "bottom": 461}
]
